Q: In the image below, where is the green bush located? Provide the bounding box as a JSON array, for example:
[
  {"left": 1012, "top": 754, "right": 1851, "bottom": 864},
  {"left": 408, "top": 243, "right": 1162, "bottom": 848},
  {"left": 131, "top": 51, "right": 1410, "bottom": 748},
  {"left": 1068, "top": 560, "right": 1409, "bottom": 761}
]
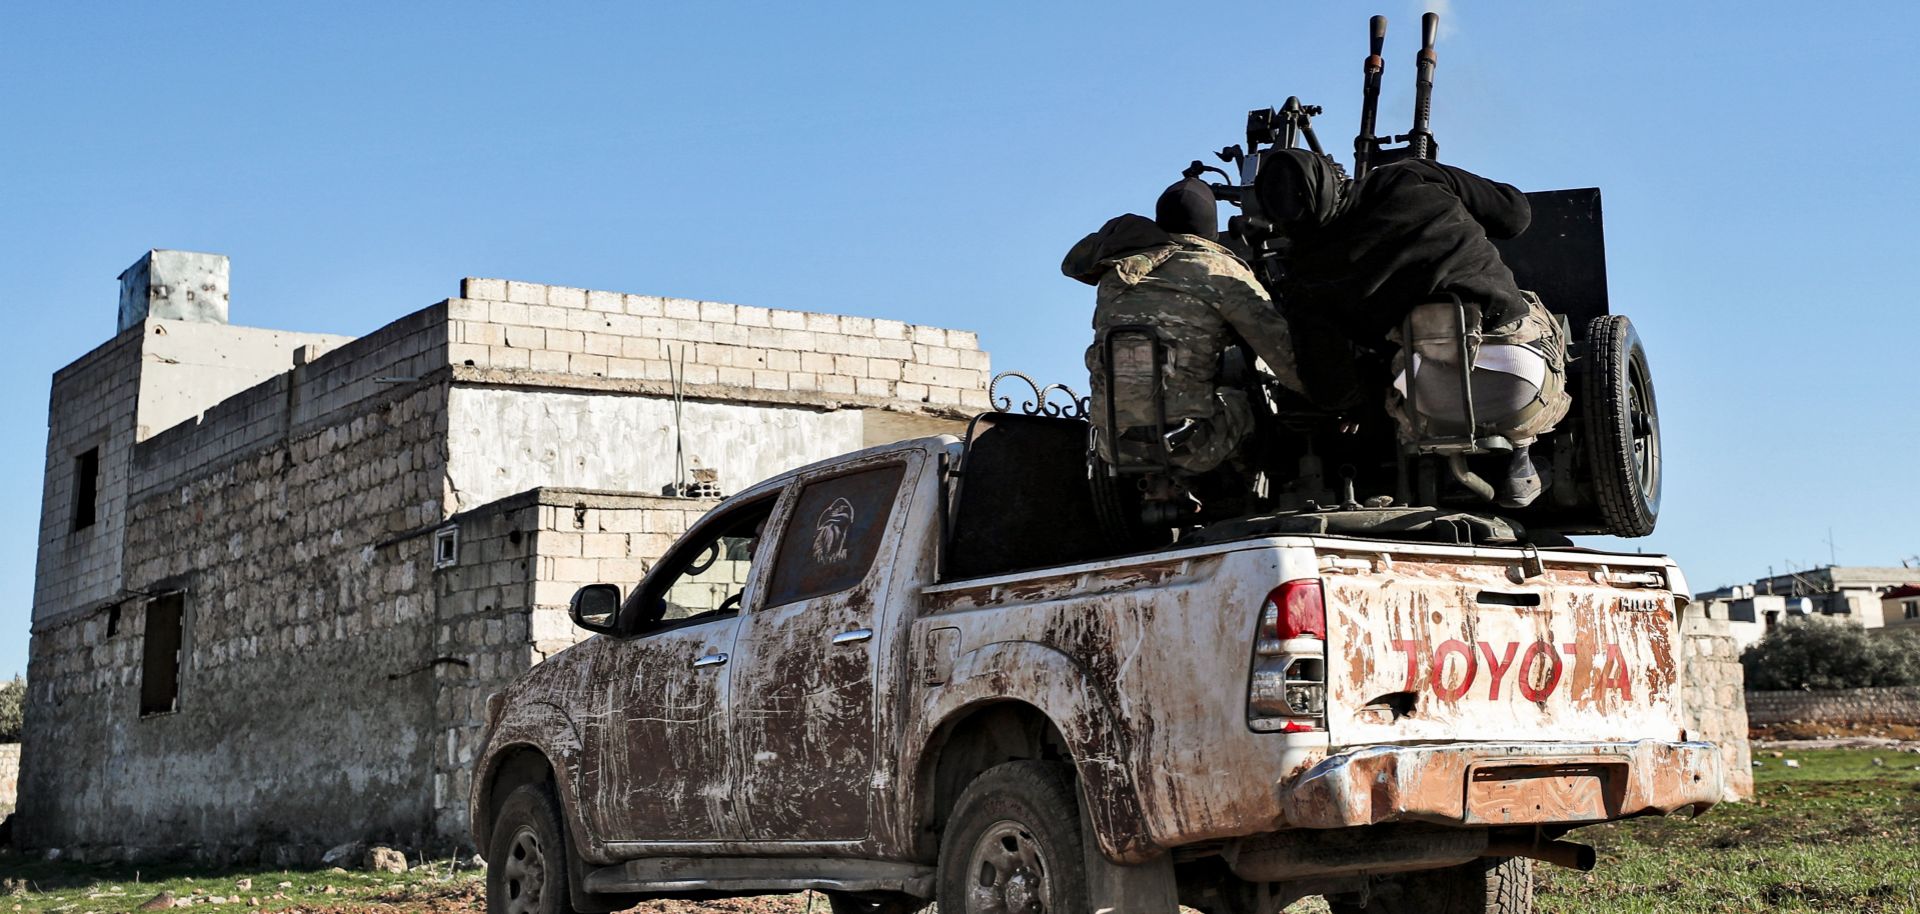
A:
[
  {"left": 1741, "top": 618, "right": 1920, "bottom": 691},
  {"left": 0, "top": 675, "right": 22, "bottom": 742}
]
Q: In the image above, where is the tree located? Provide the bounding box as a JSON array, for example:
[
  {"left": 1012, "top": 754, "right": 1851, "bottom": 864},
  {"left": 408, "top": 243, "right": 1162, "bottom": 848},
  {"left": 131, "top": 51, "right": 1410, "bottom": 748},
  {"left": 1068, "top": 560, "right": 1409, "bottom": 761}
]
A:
[
  {"left": 1740, "top": 618, "right": 1920, "bottom": 691},
  {"left": 0, "top": 675, "right": 22, "bottom": 742}
]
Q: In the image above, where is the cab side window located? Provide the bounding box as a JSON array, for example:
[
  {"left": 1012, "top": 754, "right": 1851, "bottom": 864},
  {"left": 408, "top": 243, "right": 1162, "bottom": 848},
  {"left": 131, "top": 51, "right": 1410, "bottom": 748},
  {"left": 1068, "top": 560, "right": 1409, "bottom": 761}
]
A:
[
  {"left": 630, "top": 498, "right": 776, "bottom": 633},
  {"left": 766, "top": 464, "right": 907, "bottom": 608}
]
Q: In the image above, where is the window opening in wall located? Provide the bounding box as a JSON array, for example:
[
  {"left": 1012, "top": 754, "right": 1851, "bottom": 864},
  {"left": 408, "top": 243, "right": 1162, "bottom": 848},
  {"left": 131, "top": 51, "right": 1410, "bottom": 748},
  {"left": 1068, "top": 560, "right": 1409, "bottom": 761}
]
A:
[
  {"left": 140, "top": 593, "right": 185, "bottom": 717},
  {"left": 434, "top": 526, "right": 460, "bottom": 569},
  {"left": 71, "top": 447, "right": 100, "bottom": 531},
  {"left": 106, "top": 603, "right": 121, "bottom": 637},
  {"left": 1906, "top": 600, "right": 1918, "bottom": 620}
]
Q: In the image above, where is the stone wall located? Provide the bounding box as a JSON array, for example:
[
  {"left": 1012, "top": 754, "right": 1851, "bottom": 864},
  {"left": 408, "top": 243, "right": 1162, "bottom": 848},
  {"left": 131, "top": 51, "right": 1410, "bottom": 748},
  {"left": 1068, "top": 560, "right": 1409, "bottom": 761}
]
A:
[
  {"left": 0, "top": 744, "right": 18, "bottom": 810},
  {"left": 1745, "top": 686, "right": 1920, "bottom": 727},
  {"left": 426, "top": 493, "right": 539, "bottom": 842},
  {"left": 1679, "top": 612, "right": 1754, "bottom": 800},
  {"left": 22, "top": 266, "right": 994, "bottom": 859},
  {"left": 19, "top": 374, "right": 450, "bottom": 864},
  {"left": 34, "top": 320, "right": 359, "bottom": 627}
]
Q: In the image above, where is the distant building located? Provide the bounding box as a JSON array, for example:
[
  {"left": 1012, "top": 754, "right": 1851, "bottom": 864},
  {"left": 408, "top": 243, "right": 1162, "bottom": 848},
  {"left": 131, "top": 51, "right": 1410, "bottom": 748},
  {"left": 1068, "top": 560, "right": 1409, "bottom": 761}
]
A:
[
  {"left": 20, "top": 250, "right": 991, "bottom": 864},
  {"left": 1881, "top": 584, "right": 1920, "bottom": 637},
  {"left": 1696, "top": 565, "right": 1920, "bottom": 650}
]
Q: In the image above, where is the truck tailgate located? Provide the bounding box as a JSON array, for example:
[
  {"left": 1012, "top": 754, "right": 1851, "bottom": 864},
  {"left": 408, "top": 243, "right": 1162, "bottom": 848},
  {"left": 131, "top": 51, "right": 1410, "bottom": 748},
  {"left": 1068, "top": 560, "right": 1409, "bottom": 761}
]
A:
[{"left": 1319, "top": 545, "right": 1684, "bottom": 746}]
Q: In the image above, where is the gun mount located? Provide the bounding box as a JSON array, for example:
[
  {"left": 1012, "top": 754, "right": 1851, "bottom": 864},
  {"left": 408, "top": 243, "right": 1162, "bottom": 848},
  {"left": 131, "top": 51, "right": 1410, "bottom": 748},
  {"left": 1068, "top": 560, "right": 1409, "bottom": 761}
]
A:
[{"left": 1085, "top": 12, "right": 1661, "bottom": 546}]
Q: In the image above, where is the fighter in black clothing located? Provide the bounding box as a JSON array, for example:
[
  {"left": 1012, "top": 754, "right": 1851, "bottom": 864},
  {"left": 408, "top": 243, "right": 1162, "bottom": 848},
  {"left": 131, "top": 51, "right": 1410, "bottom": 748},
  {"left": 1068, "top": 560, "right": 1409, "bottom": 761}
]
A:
[{"left": 1255, "top": 149, "right": 1569, "bottom": 507}]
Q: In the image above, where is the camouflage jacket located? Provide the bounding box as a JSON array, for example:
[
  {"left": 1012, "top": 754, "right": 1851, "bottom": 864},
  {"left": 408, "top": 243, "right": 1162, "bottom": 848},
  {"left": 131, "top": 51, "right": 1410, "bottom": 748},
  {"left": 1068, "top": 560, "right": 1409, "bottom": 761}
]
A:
[{"left": 1064, "top": 215, "right": 1306, "bottom": 471}]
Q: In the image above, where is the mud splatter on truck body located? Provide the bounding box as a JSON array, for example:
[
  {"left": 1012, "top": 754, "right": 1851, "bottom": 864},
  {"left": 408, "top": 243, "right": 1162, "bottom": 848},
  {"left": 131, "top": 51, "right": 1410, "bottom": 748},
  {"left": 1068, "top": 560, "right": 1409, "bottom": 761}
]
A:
[{"left": 471, "top": 435, "right": 1723, "bottom": 908}]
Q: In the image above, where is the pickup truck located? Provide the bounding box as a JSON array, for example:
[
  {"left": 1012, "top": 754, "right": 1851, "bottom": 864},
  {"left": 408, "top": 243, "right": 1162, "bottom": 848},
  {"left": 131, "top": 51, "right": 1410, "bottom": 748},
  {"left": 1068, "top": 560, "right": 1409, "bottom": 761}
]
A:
[{"left": 469, "top": 413, "right": 1723, "bottom": 914}]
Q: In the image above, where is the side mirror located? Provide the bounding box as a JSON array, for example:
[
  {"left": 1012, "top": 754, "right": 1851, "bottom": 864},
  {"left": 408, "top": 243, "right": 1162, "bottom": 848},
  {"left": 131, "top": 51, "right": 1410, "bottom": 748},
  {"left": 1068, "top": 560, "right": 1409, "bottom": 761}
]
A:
[{"left": 569, "top": 584, "right": 622, "bottom": 634}]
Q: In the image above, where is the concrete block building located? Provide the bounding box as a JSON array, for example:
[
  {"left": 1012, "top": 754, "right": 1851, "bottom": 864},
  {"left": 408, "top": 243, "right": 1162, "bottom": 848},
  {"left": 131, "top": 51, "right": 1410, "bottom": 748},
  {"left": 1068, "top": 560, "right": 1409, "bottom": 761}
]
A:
[{"left": 19, "top": 251, "right": 991, "bottom": 863}]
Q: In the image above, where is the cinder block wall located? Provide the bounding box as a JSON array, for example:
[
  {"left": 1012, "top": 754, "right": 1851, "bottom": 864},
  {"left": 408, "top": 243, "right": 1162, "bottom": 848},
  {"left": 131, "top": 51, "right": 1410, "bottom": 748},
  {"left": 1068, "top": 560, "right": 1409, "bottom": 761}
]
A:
[
  {"left": 22, "top": 272, "right": 994, "bottom": 861},
  {"left": 1679, "top": 611, "right": 1754, "bottom": 800},
  {"left": 20, "top": 311, "right": 454, "bottom": 863},
  {"left": 449, "top": 279, "right": 990, "bottom": 411},
  {"left": 32, "top": 332, "right": 145, "bottom": 629},
  {"left": 427, "top": 489, "right": 721, "bottom": 840},
  {"left": 440, "top": 279, "right": 989, "bottom": 510}
]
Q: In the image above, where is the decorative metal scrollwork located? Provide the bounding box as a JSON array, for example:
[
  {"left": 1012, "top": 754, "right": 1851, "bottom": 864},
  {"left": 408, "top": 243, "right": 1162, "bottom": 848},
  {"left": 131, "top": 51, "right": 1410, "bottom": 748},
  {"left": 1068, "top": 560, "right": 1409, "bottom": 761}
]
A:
[{"left": 989, "top": 372, "right": 1089, "bottom": 420}]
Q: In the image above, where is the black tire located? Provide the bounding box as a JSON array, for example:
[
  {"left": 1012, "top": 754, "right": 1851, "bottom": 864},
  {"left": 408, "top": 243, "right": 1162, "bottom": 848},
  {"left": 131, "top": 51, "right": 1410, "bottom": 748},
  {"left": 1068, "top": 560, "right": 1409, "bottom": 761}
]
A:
[
  {"left": 824, "top": 891, "right": 930, "bottom": 914},
  {"left": 1581, "top": 315, "right": 1660, "bottom": 537},
  {"left": 487, "top": 783, "right": 578, "bottom": 914},
  {"left": 937, "top": 761, "right": 1091, "bottom": 914},
  {"left": 1328, "top": 857, "right": 1535, "bottom": 914}
]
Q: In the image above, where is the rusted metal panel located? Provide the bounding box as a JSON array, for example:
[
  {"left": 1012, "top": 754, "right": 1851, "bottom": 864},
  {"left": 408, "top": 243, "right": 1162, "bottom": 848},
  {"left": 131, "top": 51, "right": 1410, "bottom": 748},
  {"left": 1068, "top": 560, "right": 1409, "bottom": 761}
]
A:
[{"left": 1281, "top": 740, "right": 1723, "bottom": 830}]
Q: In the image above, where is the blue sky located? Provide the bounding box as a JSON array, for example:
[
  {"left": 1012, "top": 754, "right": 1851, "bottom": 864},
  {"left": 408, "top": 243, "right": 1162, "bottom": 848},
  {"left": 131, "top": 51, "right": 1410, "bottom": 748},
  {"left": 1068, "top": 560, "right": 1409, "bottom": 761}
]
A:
[{"left": 3, "top": 2, "right": 1917, "bottom": 679}]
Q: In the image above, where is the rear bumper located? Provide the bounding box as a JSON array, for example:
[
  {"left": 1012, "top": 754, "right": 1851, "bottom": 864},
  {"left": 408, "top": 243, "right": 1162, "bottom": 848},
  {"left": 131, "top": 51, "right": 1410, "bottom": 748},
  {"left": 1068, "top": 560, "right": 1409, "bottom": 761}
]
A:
[{"left": 1282, "top": 739, "right": 1724, "bottom": 829}]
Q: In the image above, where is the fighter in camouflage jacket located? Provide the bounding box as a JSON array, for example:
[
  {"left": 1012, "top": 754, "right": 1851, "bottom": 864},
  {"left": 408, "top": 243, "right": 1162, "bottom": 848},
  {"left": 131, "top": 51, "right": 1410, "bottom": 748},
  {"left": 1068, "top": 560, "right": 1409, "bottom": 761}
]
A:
[{"left": 1063, "top": 180, "right": 1308, "bottom": 476}]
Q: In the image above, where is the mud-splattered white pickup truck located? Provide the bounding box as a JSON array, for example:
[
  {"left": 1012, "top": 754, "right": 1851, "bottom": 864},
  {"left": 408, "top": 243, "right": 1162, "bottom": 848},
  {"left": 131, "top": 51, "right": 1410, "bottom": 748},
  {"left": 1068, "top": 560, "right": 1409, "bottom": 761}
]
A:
[{"left": 470, "top": 417, "right": 1723, "bottom": 914}]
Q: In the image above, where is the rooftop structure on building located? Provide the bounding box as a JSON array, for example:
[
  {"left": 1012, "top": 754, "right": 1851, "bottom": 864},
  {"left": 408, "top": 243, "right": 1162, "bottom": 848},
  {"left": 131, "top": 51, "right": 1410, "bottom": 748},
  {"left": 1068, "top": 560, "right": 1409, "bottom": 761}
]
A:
[
  {"left": 18, "top": 250, "right": 992, "bottom": 863},
  {"left": 1694, "top": 563, "right": 1920, "bottom": 650}
]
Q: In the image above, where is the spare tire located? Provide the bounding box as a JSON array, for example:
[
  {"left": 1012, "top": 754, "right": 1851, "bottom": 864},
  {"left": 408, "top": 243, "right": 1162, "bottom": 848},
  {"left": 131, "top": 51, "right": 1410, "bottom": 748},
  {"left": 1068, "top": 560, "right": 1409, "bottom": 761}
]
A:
[{"left": 1582, "top": 315, "right": 1661, "bottom": 536}]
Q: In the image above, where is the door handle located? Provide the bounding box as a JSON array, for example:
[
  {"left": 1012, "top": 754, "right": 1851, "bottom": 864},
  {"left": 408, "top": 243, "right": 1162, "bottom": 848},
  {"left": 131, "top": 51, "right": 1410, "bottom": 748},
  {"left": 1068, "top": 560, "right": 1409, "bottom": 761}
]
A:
[
  {"left": 831, "top": 628, "right": 874, "bottom": 645},
  {"left": 692, "top": 652, "right": 729, "bottom": 669}
]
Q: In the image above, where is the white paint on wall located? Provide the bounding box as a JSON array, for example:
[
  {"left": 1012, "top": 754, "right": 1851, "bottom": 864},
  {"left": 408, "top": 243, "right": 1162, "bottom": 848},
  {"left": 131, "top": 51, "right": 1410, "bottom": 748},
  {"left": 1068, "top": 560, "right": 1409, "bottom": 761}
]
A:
[
  {"left": 137, "top": 320, "right": 353, "bottom": 441},
  {"left": 445, "top": 388, "right": 865, "bottom": 510}
]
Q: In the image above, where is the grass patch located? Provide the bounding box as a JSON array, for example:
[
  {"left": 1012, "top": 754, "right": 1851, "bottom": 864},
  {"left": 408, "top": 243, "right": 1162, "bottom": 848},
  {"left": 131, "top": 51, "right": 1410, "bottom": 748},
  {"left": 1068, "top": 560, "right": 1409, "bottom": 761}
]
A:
[
  {"left": 1536, "top": 748, "right": 1920, "bottom": 913},
  {"left": 0, "top": 858, "right": 483, "bottom": 914}
]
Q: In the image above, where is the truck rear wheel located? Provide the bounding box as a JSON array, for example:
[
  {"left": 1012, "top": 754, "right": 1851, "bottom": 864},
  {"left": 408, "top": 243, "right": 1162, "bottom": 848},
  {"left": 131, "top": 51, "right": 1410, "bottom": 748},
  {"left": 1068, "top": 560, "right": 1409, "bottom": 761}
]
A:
[
  {"left": 1329, "top": 857, "right": 1534, "bottom": 914},
  {"left": 937, "top": 761, "right": 1090, "bottom": 914},
  {"left": 487, "top": 783, "right": 579, "bottom": 914}
]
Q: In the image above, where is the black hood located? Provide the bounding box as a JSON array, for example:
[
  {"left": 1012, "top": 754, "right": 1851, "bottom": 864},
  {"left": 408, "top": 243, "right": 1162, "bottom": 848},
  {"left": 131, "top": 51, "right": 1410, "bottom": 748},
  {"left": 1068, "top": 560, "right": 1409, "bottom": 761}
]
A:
[
  {"left": 1154, "top": 177, "right": 1219, "bottom": 241},
  {"left": 1255, "top": 148, "right": 1346, "bottom": 232}
]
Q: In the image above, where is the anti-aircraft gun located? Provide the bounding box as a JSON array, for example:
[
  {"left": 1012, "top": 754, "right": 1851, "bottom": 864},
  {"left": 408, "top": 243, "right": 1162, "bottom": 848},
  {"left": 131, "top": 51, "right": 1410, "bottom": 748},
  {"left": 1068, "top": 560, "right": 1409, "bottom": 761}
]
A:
[{"left": 1092, "top": 12, "right": 1661, "bottom": 547}]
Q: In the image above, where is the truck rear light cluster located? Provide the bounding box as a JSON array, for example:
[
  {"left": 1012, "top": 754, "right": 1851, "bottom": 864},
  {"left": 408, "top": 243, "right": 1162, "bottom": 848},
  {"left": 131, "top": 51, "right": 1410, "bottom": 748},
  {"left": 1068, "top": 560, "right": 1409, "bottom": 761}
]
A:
[{"left": 1249, "top": 580, "right": 1328, "bottom": 733}]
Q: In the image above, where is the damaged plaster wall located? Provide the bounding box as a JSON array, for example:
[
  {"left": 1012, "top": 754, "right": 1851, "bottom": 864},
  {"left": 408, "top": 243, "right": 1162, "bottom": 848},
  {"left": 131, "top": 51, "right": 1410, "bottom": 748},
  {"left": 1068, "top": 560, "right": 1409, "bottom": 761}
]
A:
[
  {"left": 136, "top": 321, "right": 354, "bottom": 443},
  {"left": 444, "top": 388, "right": 863, "bottom": 509}
]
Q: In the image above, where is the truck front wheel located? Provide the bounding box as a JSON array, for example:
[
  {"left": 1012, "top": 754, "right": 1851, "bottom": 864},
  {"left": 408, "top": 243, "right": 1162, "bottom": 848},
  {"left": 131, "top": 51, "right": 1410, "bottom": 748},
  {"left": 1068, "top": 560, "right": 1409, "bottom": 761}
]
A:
[
  {"left": 1328, "top": 857, "right": 1534, "bottom": 914},
  {"left": 937, "top": 761, "right": 1091, "bottom": 914},
  {"left": 486, "top": 783, "right": 579, "bottom": 914}
]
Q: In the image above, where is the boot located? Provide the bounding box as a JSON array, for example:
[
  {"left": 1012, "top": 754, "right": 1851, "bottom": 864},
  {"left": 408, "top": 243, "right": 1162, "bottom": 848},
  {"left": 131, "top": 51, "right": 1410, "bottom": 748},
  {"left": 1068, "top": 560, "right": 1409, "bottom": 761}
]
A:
[{"left": 1498, "top": 443, "right": 1543, "bottom": 509}]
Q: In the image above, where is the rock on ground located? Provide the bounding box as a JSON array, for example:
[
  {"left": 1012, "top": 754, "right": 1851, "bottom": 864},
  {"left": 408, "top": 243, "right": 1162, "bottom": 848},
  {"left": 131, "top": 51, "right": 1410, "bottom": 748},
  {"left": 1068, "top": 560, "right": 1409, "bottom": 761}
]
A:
[{"left": 368, "top": 845, "right": 409, "bottom": 873}]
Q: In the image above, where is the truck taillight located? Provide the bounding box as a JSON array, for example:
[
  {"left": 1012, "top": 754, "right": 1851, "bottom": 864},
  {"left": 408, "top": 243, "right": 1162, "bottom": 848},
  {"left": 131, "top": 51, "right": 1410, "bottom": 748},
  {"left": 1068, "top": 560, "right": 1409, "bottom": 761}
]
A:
[
  {"left": 1249, "top": 579, "right": 1328, "bottom": 733},
  {"left": 1258, "top": 580, "right": 1327, "bottom": 648}
]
